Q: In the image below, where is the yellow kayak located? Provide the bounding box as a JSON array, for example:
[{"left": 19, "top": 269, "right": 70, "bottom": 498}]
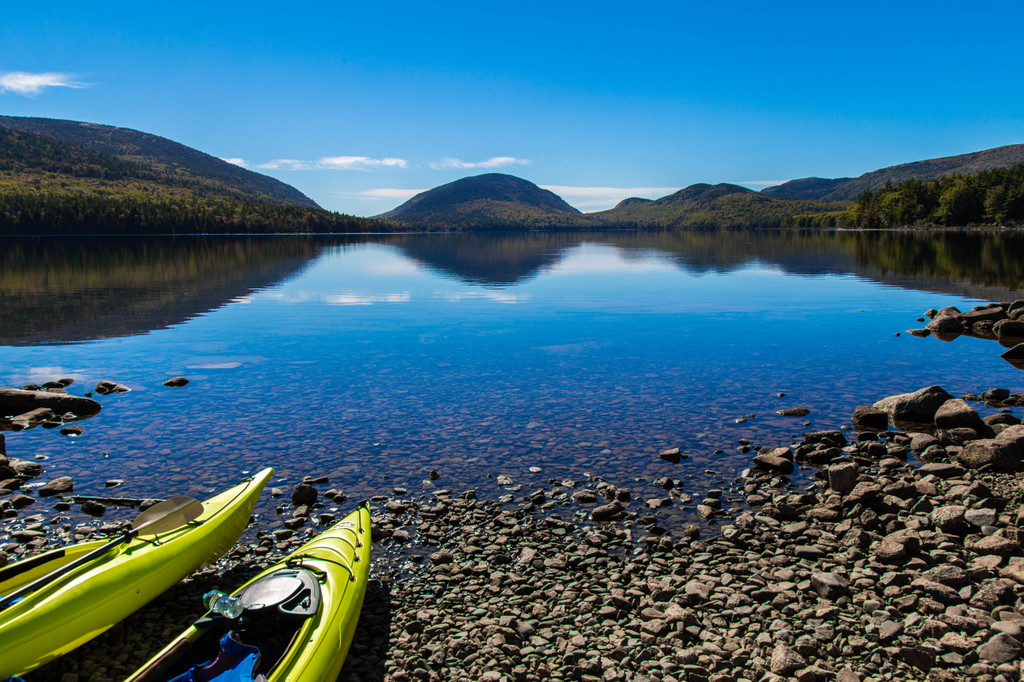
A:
[
  {"left": 0, "top": 468, "right": 272, "bottom": 678},
  {"left": 127, "top": 503, "right": 372, "bottom": 682}
]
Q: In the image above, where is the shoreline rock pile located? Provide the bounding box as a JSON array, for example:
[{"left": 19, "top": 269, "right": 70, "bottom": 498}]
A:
[
  {"left": 11, "top": 380, "right": 1024, "bottom": 682},
  {"left": 907, "top": 301, "right": 1024, "bottom": 370}
]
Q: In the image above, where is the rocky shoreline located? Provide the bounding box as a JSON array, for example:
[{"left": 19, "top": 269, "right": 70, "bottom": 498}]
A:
[
  {"left": 5, "top": 303, "right": 1024, "bottom": 682},
  {"left": 3, "top": 381, "right": 1018, "bottom": 681}
]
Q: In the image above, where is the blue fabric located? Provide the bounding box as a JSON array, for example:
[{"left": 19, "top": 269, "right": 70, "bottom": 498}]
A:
[{"left": 167, "top": 632, "right": 266, "bottom": 682}]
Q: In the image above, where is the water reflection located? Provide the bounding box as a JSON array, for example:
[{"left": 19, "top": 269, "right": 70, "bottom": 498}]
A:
[{"left": 2, "top": 230, "right": 1023, "bottom": 347}]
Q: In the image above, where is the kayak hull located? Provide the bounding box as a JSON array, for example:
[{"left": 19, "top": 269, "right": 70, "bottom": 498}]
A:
[
  {"left": 127, "top": 503, "right": 372, "bottom": 682},
  {"left": 0, "top": 468, "right": 272, "bottom": 678}
]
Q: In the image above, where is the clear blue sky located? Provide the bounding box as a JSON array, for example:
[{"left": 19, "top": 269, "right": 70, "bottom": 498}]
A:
[{"left": 3, "top": 1, "right": 1022, "bottom": 216}]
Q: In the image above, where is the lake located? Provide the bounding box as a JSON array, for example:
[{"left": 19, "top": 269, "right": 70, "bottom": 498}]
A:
[{"left": 2, "top": 230, "right": 1024, "bottom": 539}]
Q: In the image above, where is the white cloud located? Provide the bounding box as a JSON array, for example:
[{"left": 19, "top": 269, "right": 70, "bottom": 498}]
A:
[
  {"left": 540, "top": 185, "right": 678, "bottom": 210},
  {"left": 343, "top": 188, "right": 426, "bottom": 201},
  {"left": 430, "top": 156, "right": 531, "bottom": 170},
  {"left": 318, "top": 156, "right": 408, "bottom": 169},
  {"left": 325, "top": 292, "right": 411, "bottom": 306},
  {"left": 255, "top": 159, "right": 313, "bottom": 170},
  {"left": 256, "top": 156, "right": 408, "bottom": 171},
  {"left": 220, "top": 157, "right": 247, "bottom": 167},
  {"left": 0, "top": 71, "right": 86, "bottom": 96}
]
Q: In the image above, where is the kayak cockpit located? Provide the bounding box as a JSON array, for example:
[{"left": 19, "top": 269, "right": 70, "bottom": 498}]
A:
[{"left": 130, "top": 568, "right": 322, "bottom": 682}]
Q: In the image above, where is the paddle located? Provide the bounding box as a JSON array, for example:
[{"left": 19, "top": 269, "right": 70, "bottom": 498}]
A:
[{"left": 0, "top": 496, "right": 204, "bottom": 611}]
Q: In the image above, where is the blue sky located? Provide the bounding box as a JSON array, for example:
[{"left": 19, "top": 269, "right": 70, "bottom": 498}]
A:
[{"left": 2, "top": 1, "right": 1023, "bottom": 216}]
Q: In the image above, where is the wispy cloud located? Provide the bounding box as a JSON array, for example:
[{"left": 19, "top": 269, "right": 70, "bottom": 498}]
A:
[
  {"left": 540, "top": 185, "right": 679, "bottom": 210},
  {"left": 256, "top": 156, "right": 408, "bottom": 171},
  {"left": 220, "top": 157, "right": 247, "bottom": 167},
  {"left": 255, "top": 159, "right": 309, "bottom": 171},
  {"left": 0, "top": 71, "right": 86, "bottom": 96},
  {"left": 319, "top": 156, "right": 408, "bottom": 170},
  {"left": 429, "top": 156, "right": 531, "bottom": 170},
  {"left": 344, "top": 188, "right": 426, "bottom": 201},
  {"left": 325, "top": 292, "right": 411, "bottom": 306}
]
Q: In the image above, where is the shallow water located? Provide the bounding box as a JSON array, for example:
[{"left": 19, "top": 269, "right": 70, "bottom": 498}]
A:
[{"left": 2, "top": 230, "right": 1023, "bottom": 535}]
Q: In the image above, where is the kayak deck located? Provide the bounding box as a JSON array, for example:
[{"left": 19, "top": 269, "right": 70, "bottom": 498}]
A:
[
  {"left": 0, "top": 468, "right": 273, "bottom": 678},
  {"left": 128, "top": 502, "right": 372, "bottom": 682}
]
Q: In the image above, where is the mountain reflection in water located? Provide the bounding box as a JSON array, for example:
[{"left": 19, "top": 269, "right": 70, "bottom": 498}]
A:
[{"left": 2, "top": 230, "right": 1023, "bottom": 346}]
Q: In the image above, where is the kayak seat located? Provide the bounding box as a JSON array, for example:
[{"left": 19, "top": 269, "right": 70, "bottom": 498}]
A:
[
  {"left": 132, "top": 569, "right": 323, "bottom": 681},
  {"left": 168, "top": 632, "right": 268, "bottom": 682}
]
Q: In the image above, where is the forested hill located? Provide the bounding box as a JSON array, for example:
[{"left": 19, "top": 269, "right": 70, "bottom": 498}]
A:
[
  {"left": 791, "top": 161, "right": 1024, "bottom": 228},
  {"left": 763, "top": 144, "right": 1024, "bottom": 201},
  {"left": 380, "top": 173, "right": 588, "bottom": 229},
  {"left": 0, "top": 115, "right": 319, "bottom": 208},
  {"left": 591, "top": 183, "right": 848, "bottom": 229},
  {"left": 0, "top": 125, "right": 381, "bottom": 234}
]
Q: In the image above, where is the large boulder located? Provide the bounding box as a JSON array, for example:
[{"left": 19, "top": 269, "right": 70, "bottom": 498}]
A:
[
  {"left": 996, "top": 425, "right": 1024, "bottom": 450},
  {"left": 957, "top": 439, "right": 1022, "bottom": 471},
  {"left": 0, "top": 388, "right": 101, "bottom": 419},
  {"left": 934, "top": 399, "right": 987, "bottom": 432},
  {"left": 926, "top": 316, "right": 963, "bottom": 333},
  {"left": 994, "top": 319, "right": 1024, "bottom": 340},
  {"left": 874, "top": 386, "right": 954, "bottom": 426}
]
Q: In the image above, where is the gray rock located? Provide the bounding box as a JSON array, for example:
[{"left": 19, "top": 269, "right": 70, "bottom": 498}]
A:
[
  {"left": 926, "top": 316, "right": 963, "bottom": 333},
  {"left": 38, "top": 476, "right": 73, "bottom": 497},
  {"left": 291, "top": 483, "right": 318, "bottom": 506},
  {"left": 930, "top": 505, "right": 968, "bottom": 533},
  {"left": 776, "top": 408, "right": 810, "bottom": 417},
  {"left": 994, "top": 319, "right": 1024, "bottom": 340},
  {"left": 810, "top": 572, "right": 849, "bottom": 600},
  {"left": 965, "top": 508, "right": 998, "bottom": 528},
  {"left": 978, "top": 632, "right": 1024, "bottom": 663},
  {"left": 852, "top": 405, "right": 889, "bottom": 431},
  {"left": 996, "top": 425, "right": 1024, "bottom": 450},
  {"left": 0, "top": 388, "right": 101, "bottom": 418},
  {"left": 81, "top": 500, "right": 105, "bottom": 517},
  {"left": 827, "top": 462, "right": 858, "bottom": 493},
  {"left": 769, "top": 644, "right": 806, "bottom": 675},
  {"left": 934, "top": 399, "right": 987, "bottom": 432},
  {"left": 874, "top": 385, "right": 954, "bottom": 426},
  {"left": 94, "top": 380, "right": 130, "bottom": 395},
  {"left": 957, "top": 439, "right": 1021, "bottom": 471},
  {"left": 591, "top": 501, "right": 623, "bottom": 522}
]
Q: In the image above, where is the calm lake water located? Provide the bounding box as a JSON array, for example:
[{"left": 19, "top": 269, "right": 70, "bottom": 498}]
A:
[{"left": 2, "top": 230, "right": 1024, "bottom": 536}]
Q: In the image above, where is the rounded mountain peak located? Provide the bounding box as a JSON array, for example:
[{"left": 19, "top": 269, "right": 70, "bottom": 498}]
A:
[{"left": 381, "top": 173, "right": 580, "bottom": 222}]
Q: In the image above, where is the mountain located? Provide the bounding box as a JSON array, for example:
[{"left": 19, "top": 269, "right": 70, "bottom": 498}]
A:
[
  {"left": 0, "top": 120, "right": 382, "bottom": 234},
  {"left": 762, "top": 144, "right": 1024, "bottom": 201},
  {"left": 592, "top": 183, "right": 847, "bottom": 229},
  {"left": 379, "top": 173, "right": 586, "bottom": 229},
  {"left": 0, "top": 115, "right": 319, "bottom": 208}
]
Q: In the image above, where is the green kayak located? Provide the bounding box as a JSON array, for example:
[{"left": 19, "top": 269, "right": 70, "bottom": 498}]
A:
[
  {"left": 0, "top": 468, "right": 272, "bottom": 678},
  {"left": 126, "top": 502, "right": 372, "bottom": 682}
]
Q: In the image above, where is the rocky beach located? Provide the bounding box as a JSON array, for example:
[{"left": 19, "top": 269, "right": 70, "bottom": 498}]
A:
[{"left": 3, "top": 301, "right": 1024, "bottom": 681}]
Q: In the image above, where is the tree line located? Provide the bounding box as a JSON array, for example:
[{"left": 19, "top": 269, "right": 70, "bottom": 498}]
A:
[
  {"left": 0, "top": 190, "right": 385, "bottom": 235},
  {"left": 791, "top": 162, "right": 1024, "bottom": 228}
]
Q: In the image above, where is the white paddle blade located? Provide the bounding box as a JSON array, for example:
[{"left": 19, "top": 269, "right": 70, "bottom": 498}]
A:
[{"left": 132, "top": 496, "right": 204, "bottom": 535}]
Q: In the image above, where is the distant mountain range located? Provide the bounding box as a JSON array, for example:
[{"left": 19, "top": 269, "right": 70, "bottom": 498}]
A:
[
  {"left": 381, "top": 145, "right": 1024, "bottom": 229},
  {"left": 761, "top": 144, "right": 1024, "bottom": 201},
  {"left": 2, "top": 113, "right": 1022, "bottom": 232},
  {"left": 589, "top": 182, "right": 847, "bottom": 229}
]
